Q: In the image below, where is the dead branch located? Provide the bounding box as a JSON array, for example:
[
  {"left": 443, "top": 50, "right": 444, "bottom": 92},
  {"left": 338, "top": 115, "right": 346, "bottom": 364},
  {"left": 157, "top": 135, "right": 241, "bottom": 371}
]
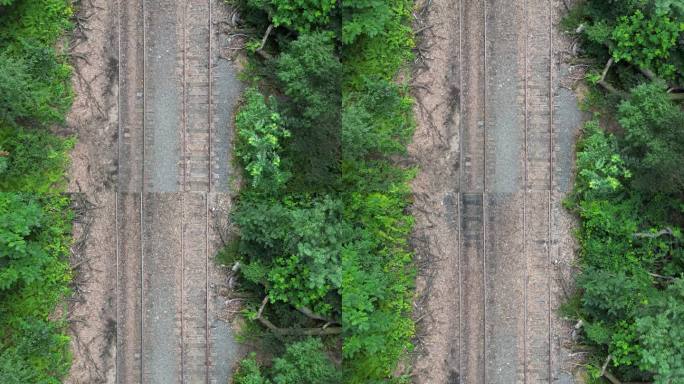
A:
[
  {"left": 414, "top": 24, "right": 435, "bottom": 35},
  {"left": 601, "top": 354, "right": 612, "bottom": 376},
  {"left": 255, "top": 297, "right": 342, "bottom": 336},
  {"left": 603, "top": 371, "right": 622, "bottom": 384},
  {"left": 297, "top": 306, "right": 338, "bottom": 324},
  {"left": 648, "top": 272, "right": 675, "bottom": 281},
  {"left": 597, "top": 58, "right": 620, "bottom": 95},
  {"left": 256, "top": 24, "right": 274, "bottom": 60},
  {"left": 632, "top": 227, "right": 673, "bottom": 239}
]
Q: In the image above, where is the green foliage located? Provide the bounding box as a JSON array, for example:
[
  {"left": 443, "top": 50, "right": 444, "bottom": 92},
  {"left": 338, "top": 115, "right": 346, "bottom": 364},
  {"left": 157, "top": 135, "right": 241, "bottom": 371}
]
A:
[
  {"left": 571, "top": 119, "right": 631, "bottom": 201},
  {"left": 564, "top": 0, "right": 684, "bottom": 89},
  {"left": 0, "top": 0, "right": 73, "bottom": 126},
  {"left": 568, "top": 101, "right": 684, "bottom": 380},
  {"left": 229, "top": 0, "right": 417, "bottom": 381},
  {"left": 0, "top": 1, "right": 75, "bottom": 381},
  {"left": 341, "top": 190, "right": 415, "bottom": 382},
  {"left": 246, "top": 0, "right": 336, "bottom": 32},
  {"left": 610, "top": 10, "right": 684, "bottom": 79},
  {"left": 0, "top": 193, "right": 72, "bottom": 384},
  {"left": 0, "top": 194, "right": 51, "bottom": 290},
  {"left": 342, "top": 78, "right": 414, "bottom": 161},
  {"left": 234, "top": 339, "right": 340, "bottom": 384},
  {"left": 234, "top": 353, "right": 270, "bottom": 384},
  {"left": 236, "top": 88, "right": 291, "bottom": 191},
  {"left": 636, "top": 278, "right": 684, "bottom": 383},
  {"left": 273, "top": 31, "right": 342, "bottom": 190},
  {"left": 234, "top": 196, "right": 347, "bottom": 316},
  {"left": 270, "top": 338, "right": 340, "bottom": 384},
  {"left": 617, "top": 81, "right": 684, "bottom": 195},
  {"left": 0, "top": 149, "right": 7, "bottom": 175},
  {"left": 342, "top": 0, "right": 414, "bottom": 87},
  {"left": 0, "top": 126, "right": 74, "bottom": 193},
  {"left": 341, "top": 0, "right": 391, "bottom": 44}
]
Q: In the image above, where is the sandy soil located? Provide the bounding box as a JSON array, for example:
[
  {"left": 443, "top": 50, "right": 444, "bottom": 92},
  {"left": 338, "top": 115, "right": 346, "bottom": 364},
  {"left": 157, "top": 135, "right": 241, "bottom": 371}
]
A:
[
  {"left": 409, "top": 0, "right": 586, "bottom": 382},
  {"left": 64, "top": 0, "right": 120, "bottom": 382}
]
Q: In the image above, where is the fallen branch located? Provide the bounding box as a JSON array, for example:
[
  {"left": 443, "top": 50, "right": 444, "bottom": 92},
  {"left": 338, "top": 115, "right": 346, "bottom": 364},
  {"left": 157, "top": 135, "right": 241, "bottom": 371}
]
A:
[
  {"left": 648, "top": 272, "right": 675, "bottom": 281},
  {"left": 632, "top": 227, "right": 673, "bottom": 239},
  {"left": 601, "top": 354, "right": 612, "bottom": 376},
  {"left": 256, "top": 24, "right": 273, "bottom": 60},
  {"left": 603, "top": 371, "right": 622, "bottom": 384},
  {"left": 297, "top": 306, "right": 338, "bottom": 324},
  {"left": 255, "top": 297, "right": 342, "bottom": 336},
  {"left": 597, "top": 58, "right": 620, "bottom": 95}
]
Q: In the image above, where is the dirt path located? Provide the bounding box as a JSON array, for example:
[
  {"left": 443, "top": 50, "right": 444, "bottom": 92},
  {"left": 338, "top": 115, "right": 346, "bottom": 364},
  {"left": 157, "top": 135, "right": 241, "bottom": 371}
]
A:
[
  {"left": 410, "top": 0, "right": 584, "bottom": 382},
  {"left": 65, "top": 0, "right": 243, "bottom": 382}
]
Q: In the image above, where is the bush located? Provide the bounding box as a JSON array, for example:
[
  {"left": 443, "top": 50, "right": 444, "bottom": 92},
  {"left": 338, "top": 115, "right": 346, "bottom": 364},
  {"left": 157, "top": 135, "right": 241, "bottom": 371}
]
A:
[
  {"left": 0, "top": 0, "right": 73, "bottom": 126},
  {"left": 233, "top": 339, "right": 340, "bottom": 384},
  {"left": 0, "top": 193, "right": 73, "bottom": 383},
  {"left": 611, "top": 10, "right": 683, "bottom": 79},
  {"left": 235, "top": 88, "right": 291, "bottom": 192},
  {"left": 636, "top": 278, "right": 684, "bottom": 383},
  {"left": 0, "top": 126, "right": 73, "bottom": 193},
  {"left": 273, "top": 31, "right": 342, "bottom": 190},
  {"left": 245, "top": 0, "right": 336, "bottom": 33},
  {"left": 234, "top": 195, "right": 346, "bottom": 316}
]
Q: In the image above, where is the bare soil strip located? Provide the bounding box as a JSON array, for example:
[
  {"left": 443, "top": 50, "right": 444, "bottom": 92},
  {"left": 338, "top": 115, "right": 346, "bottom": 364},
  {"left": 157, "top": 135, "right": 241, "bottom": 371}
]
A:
[{"left": 412, "top": 0, "right": 582, "bottom": 382}]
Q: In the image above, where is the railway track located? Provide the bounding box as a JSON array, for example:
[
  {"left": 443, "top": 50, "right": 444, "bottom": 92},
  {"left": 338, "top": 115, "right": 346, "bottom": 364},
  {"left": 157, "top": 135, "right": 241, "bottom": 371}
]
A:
[
  {"left": 456, "top": 0, "right": 555, "bottom": 382},
  {"left": 115, "top": 0, "right": 238, "bottom": 383}
]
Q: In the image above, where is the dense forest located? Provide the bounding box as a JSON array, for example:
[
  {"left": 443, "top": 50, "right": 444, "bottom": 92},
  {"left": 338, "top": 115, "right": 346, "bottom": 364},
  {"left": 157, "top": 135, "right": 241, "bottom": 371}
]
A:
[
  {"left": 562, "top": 1, "right": 684, "bottom": 382},
  {"left": 223, "top": 0, "right": 417, "bottom": 383},
  {"left": 0, "top": 0, "right": 75, "bottom": 382}
]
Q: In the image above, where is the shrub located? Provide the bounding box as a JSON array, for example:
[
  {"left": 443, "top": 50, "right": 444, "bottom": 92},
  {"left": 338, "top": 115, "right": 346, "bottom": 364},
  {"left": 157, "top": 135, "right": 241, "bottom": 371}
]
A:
[
  {"left": 245, "top": 0, "right": 336, "bottom": 32},
  {"left": 0, "top": 126, "right": 73, "bottom": 193},
  {"left": 0, "top": 193, "right": 73, "bottom": 383},
  {"left": 235, "top": 88, "right": 291, "bottom": 192}
]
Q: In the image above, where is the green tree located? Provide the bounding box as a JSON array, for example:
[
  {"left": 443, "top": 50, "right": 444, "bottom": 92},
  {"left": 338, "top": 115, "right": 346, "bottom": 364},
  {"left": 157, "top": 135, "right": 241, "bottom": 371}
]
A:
[
  {"left": 246, "top": 0, "right": 336, "bottom": 32},
  {"left": 341, "top": 0, "right": 391, "bottom": 44},
  {"left": 610, "top": 9, "right": 684, "bottom": 78},
  {"left": 342, "top": 78, "right": 414, "bottom": 161},
  {"left": 274, "top": 31, "right": 342, "bottom": 190},
  {"left": 617, "top": 81, "right": 684, "bottom": 195},
  {"left": 235, "top": 195, "right": 348, "bottom": 316}
]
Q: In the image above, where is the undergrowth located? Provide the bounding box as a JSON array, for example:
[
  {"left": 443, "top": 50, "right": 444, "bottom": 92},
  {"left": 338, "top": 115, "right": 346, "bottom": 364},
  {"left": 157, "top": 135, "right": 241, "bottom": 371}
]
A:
[
  {"left": 224, "top": 0, "right": 416, "bottom": 382},
  {"left": 562, "top": 1, "right": 684, "bottom": 382},
  {"left": 0, "top": 0, "right": 75, "bottom": 382}
]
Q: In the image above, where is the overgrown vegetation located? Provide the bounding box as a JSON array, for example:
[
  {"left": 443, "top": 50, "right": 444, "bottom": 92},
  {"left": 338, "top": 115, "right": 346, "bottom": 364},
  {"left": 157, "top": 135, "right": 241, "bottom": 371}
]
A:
[
  {"left": 225, "top": 0, "right": 415, "bottom": 382},
  {"left": 0, "top": 0, "right": 74, "bottom": 382},
  {"left": 562, "top": 1, "right": 684, "bottom": 382}
]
